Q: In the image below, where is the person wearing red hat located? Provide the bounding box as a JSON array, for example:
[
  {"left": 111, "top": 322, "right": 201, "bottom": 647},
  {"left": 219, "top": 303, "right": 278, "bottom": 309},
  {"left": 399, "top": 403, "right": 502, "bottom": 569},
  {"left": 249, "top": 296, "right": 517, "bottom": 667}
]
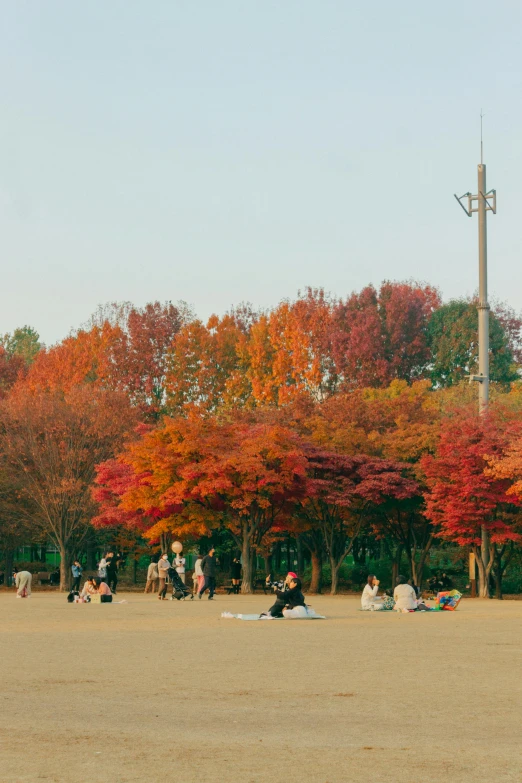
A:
[{"left": 260, "top": 572, "right": 298, "bottom": 618}]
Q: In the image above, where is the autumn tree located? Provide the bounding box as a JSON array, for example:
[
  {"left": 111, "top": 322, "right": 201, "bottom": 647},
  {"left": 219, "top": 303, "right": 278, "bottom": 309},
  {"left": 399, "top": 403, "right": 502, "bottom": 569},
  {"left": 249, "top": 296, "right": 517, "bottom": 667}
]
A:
[
  {"left": 94, "top": 417, "right": 308, "bottom": 592},
  {"left": 331, "top": 281, "right": 440, "bottom": 389},
  {"left": 24, "top": 302, "right": 189, "bottom": 417},
  {"left": 421, "top": 405, "right": 522, "bottom": 598},
  {"left": 0, "top": 387, "right": 137, "bottom": 590},
  {"left": 297, "top": 448, "right": 418, "bottom": 594},
  {"left": 247, "top": 289, "right": 338, "bottom": 405},
  {"left": 165, "top": 312, "right": 252, "bottom": 414}
]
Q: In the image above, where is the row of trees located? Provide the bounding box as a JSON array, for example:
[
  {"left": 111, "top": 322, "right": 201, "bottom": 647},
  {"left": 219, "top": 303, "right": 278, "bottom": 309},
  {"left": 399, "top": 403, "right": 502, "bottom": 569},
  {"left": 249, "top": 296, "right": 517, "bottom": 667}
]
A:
[
  {"left": 1, "top": 283, "right": 522, "bottom": 595},
  {"left": 2, "top": 286, "right": 521, "bottom": 416}
]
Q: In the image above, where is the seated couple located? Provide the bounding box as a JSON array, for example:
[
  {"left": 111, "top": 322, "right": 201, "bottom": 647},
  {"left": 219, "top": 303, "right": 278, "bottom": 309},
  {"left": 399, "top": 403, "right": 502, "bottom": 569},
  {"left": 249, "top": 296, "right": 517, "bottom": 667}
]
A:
[
  {"left": 361, "top": 574, "right": 429, "bottom": 612},
  {"left": 80, "top": 577, "right": 113, "bottom": 603},
  {"left": 260, "top": 572, "right": 309, "bottom": 619}
]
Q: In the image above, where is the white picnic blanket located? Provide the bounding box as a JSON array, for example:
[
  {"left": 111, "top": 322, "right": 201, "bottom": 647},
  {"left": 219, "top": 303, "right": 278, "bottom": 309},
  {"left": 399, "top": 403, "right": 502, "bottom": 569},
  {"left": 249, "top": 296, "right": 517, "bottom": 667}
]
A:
[{"left": 221, "top": 610, "right": 326, "bottom": 621}]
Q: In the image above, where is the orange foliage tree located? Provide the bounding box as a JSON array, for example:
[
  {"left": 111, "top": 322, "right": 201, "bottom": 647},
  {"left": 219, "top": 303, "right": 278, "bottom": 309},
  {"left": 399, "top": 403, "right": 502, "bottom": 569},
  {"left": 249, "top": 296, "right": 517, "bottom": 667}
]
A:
[
  {"left": 93, "top": 417, "right": 308, "bottom": 592},
  {"left": 24, "top": 302, "right": 188, "bottom": 417},
  {"left": 165, "top": 312, "right": 252, "bottom": 414}
]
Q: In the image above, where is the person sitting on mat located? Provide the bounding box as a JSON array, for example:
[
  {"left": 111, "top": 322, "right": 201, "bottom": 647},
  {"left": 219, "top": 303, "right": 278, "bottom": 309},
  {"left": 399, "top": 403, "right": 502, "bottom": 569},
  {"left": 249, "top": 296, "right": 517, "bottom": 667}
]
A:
[
  {"left": 94, "top": 576, "right": 113, "bottom": 603},
  {"left": 261, "top": 574, "right": 306, "bottom": 618},
  {"left": 261, "top": 571, "right": 298, "bottom": 618},
  {"left": 80, "top": 577, "right": 98, "bottom": 600},
  {"left": 393, "top": 575, "right": 418, "bottom": 612},
  {"left": 361, "top": 574, "right": 385, "bottom": 610},
  {"left": 281, "top": 577, "right": 308, "bottom": 619}
]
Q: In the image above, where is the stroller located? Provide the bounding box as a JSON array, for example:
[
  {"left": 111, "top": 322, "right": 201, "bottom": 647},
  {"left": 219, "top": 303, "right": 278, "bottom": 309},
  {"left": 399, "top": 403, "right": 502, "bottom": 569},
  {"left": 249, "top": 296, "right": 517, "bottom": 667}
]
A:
[{"left": 169, "top": 568, "right": 193, "bottom": 600}]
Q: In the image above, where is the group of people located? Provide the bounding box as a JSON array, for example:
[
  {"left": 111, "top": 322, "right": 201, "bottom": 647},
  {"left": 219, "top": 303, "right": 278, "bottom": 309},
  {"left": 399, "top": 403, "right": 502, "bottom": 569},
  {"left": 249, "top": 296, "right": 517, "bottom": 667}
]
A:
[
  {"left": 361, "top": 574, "right": 431, "bottom": 612},
  {"left": 76, "top": 576, "right": 114, "bottom": 602},
  {"left": 145, "top": 548, "right": 218, "bottom": 600}
]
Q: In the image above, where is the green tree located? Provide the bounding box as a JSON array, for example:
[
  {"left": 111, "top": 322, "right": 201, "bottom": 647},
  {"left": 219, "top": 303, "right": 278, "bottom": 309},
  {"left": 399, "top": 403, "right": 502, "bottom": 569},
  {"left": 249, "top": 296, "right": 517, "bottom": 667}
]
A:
[
  {"left": 428, "top": 300, "right": 518, "bottom": 388},
  {"left": 1, "top": 326, "right": 41, "bottom": 365}
]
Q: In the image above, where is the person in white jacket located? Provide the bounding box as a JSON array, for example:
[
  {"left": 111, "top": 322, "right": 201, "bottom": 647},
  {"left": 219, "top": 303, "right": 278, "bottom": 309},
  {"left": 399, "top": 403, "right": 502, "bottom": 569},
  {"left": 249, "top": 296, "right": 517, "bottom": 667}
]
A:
[
  {"left": 361, "top": 575, "right": 384, "bottom": 610},
  {"left": 393, "top": 575, "right": 418, "bottom": 612}
]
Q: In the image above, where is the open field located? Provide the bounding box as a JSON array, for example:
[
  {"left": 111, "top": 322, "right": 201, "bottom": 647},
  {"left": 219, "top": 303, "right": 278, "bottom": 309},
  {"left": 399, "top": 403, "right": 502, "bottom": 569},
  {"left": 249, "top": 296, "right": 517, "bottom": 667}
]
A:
[{"left": 1, "top": 593, "right": 521, "bottom": 783}]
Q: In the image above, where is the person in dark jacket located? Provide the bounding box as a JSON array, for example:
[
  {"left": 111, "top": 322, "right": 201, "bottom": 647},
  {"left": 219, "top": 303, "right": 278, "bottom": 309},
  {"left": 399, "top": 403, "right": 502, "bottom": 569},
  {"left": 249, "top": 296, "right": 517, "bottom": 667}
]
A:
[
  {"left": 230, "top": 556, "right": 242, "bottom": 594},
  {"left": 260, "top": 572, "right": 298, "bottom": 618},
  {"left": 106, "top": 552, "right": 118, "bottom": 594},
  {"left": 198, "top": 547, "right": 217, "bottom": 600}
]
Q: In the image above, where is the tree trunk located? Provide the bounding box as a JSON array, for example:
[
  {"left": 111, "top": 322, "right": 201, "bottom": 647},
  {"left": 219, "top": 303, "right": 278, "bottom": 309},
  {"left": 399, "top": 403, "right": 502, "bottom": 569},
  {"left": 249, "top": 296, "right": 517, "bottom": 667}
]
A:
[
  {"left": 330, "top": 555, "right": 339, "bottom": 595},
  {"left": 133, "top": 554, "right": 138, "bottom": 585},
  {"left": 5, "top": 549, "right": 14, "bottom": 587},
  {"left": 86, "top": 534, "right": 97, "bottom": 570},
  {"left": 296, "top": 535, "right": 304, "bottom": 576},
  {"left": 240, "top": 535, "right": 254, "bottom": 594},
  {"left": 495, "top": 568, "right": 502, "bottom": 600},
  {"left": 160, "top": 532, "right": 171, "bottom": 554},
  {"left": 475, "top": 537, "right": 493, "bottom": 598},
  {"left": 391, "top": 544, "right": 403, "bottom": 590},
  {"left": 59, "top": 543, "right": 72, "bottom": 592},
  {"left": 274, "top": 541, "right": 281, "bottom": 574},
  {"left": 309, "top": 549, "right": 322, "bottom": 594}
]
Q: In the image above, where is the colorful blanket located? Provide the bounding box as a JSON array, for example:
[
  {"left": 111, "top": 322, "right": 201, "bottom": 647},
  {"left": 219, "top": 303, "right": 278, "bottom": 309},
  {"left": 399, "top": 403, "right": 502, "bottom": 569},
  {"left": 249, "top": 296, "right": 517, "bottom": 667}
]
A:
[{"left": 434, "top": 590, "right": 462, "bottom": 611}]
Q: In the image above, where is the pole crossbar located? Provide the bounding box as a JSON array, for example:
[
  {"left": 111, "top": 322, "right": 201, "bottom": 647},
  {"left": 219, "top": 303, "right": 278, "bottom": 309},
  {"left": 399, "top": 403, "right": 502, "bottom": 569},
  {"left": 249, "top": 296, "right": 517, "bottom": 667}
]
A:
[{"left": 454, "top": 164, "right": 496, "bottom": 413}]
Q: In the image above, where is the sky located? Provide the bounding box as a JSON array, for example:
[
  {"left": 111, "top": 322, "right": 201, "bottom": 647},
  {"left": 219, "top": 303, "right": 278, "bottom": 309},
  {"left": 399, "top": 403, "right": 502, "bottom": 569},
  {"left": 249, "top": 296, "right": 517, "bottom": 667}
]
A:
[{"left": 1, "top": 0, "right": 521, "bottom": 346}]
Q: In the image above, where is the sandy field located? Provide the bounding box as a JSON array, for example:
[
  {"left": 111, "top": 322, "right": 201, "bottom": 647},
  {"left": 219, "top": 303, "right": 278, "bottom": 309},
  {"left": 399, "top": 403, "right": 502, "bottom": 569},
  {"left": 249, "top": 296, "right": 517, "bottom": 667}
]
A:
[{"left": 0, "top": 592, "right": 521, "bottom": 783}]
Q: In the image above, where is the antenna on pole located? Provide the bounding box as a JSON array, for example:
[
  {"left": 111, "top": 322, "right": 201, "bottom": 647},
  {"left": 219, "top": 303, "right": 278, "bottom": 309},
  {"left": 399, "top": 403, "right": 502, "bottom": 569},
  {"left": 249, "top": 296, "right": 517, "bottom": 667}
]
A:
[{"left": 480, "top": 109, "right": 484, "bottom": 164}]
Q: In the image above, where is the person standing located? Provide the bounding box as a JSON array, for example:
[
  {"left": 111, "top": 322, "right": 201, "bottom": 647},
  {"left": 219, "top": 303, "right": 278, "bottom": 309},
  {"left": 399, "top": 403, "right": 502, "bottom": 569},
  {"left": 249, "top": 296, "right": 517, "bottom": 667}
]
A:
[
  {"left": 230, "top": 556, "right": 242, "bottom": 594},
  {"left": 198, "top": 547, "right": 217, "bottom": 600},
  {"left": 174, "top": 553, "right": 186, "bottom": 584},
  {"left": 194, "top": 554, "right": 204, "bottom": 595},
  {"left": 14, "top": 568, "right": 32, "bottom": 598},
  {"left": 97, "top": 554, "right": 108, "bottom": 583},
  {"left": 145, "top": 558, "right": 159, "bottom": 593},
  {"left": 157, "top": 553, "right": 171, "bottom": 600},
  {"left": 71, "top": 560, "right": 83, "bottom": 592},
  {"left": 106, "top": 552, "right": 118, "bottom": 594}
]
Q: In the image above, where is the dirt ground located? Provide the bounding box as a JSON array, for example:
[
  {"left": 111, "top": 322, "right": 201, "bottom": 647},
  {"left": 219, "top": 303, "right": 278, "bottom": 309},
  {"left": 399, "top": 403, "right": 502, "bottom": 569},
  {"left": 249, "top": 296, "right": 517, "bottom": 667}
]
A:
[{"left": 1, "top": 592, "right": 521, "bottom": 783}]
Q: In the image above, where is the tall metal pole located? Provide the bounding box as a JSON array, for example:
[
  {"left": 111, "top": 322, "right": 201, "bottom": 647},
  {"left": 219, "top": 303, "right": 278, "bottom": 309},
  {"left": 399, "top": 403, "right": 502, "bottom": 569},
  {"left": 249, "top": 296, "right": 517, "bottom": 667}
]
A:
[
  {"left": 453, "top": 132, "right": 497, "bottom": 598},
  {"left": 477, "top": 163, "right": 489, "bottom": 412}
]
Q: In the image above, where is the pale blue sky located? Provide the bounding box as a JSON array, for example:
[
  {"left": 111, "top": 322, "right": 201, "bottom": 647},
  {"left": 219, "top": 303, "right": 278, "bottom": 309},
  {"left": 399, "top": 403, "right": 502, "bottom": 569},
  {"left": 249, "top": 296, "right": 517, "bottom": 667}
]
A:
[{"left": 1, "top": 1, "right": 521, "bottom": 345}]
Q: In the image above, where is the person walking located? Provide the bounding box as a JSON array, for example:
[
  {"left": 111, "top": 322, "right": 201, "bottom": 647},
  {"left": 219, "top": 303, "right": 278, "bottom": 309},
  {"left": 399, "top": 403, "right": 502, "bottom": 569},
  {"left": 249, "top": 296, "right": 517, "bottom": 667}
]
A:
[
  {"left": 106, "top": 552, "right": 118, "bottom": 594},
  {"left": 157, "top": 553, "right": 171, "bottom": 600},
  {"left": 14, "top": 568, "right": 32, "bottom": 598},
  {"left": 194, "top": 554, "right": 204, "bottom": 595},
  {"left": 145, "top": 558, "right": 159, "bottom": 593},
  {"left": 198, "top": 547, "right": 217, "bottom": 600},
  {"left": 71, "top": 560, "right": 83, "bottom": 592}
]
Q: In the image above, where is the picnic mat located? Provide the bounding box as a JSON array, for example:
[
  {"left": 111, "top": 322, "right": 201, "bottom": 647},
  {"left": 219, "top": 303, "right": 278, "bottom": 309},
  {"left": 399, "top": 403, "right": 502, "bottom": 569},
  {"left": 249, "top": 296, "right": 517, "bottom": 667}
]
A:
[{"left": 221, "top": 611, "right": 326, "bottom": 621}]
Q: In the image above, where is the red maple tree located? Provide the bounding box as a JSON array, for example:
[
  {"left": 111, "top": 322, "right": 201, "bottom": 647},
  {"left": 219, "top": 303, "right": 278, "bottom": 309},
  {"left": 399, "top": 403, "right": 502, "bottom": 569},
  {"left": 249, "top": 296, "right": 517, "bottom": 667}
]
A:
[{"left": 421, "top": 406, "right": 522, "bottom": 597}]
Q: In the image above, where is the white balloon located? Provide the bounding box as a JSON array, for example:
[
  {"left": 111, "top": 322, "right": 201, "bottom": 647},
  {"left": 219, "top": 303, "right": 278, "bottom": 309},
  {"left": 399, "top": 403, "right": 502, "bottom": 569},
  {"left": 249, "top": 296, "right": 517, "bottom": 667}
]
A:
[{"left": 171, "top": 541, "right": 183, "bottom": 554}]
